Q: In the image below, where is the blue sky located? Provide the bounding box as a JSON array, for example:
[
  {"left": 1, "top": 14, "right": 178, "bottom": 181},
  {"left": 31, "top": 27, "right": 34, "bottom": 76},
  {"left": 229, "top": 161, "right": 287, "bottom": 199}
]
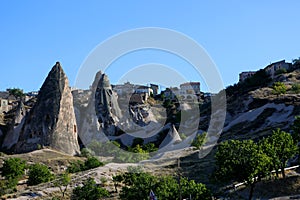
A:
[{"left": 1, "top": 1, "right": 299, "bottom": 92}]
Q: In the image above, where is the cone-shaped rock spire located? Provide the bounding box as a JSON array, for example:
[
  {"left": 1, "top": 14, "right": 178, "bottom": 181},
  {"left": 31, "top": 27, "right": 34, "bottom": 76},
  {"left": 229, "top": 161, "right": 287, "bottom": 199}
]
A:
[{"left": 15, "top": 62, "right": 80, "bottom": 155}]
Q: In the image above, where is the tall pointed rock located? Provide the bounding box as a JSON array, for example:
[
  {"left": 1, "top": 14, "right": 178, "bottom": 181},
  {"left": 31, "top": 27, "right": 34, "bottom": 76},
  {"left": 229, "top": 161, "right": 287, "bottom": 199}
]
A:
[
  {"left": 95, "top": 73, "right": 122, "bottom": 136},
  {"left": 15, "top": 62, "right": 80, "bottom": 155}
]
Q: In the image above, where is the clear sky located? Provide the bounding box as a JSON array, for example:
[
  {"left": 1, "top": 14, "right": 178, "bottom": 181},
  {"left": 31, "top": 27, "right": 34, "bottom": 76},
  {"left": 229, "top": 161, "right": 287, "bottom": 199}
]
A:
[{"left": 1, "top": 1, "right": 299, "bottom": 92}]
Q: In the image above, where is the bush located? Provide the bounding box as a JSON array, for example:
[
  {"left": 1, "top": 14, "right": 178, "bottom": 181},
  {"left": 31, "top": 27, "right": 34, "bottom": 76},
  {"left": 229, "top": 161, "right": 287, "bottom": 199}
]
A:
[
  {"left": 191, "top": 132, "right": 207, "bottom": 149},
  {"left": 67, "top": 157, "right": 104, "bottom": 173},
  {"left": 84, "top": 156, "right": 104, "bottom": 170},
  {"left": 292, "top": 83, "right": 300, "bottom": 94},
  {"left": 28, "top": 163, "right": 53, "bottom": 185},
  {"left": 67, "top": 160, "right": 85, "bottom": 173},
  {"left": 272, "top": 82, "right": 287, "bottom": 95},
  {"left": 80, "top": 148, "right": 94, "bottom": 158},
  {"left": 1, "top": 158, "right": 26, "bottom": 180},
  {"left": 0, "top": 178, "right": 18, "bottom": 196},
  {"left": 115, "top": 167, "right": 211, "bottom": 200},
  {"left": 72, "top": 178, "right": 110, "bottom": 200}
]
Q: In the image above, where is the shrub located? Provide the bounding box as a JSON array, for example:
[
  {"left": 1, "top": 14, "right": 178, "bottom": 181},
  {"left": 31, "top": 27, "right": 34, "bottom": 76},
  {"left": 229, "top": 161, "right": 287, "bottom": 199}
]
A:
[
  {"left": 115, "top": 167, "right": 211, "bottom": 200},
  {"left": 84, "top": 156, "right": 104, "bottom": 170},
  {"left": 1, "top": 158, "right": 26, "bottom": 180},
  {"left": 272, "top": 82, "right": 287, "bottom": 95},
  {"left": 191, "top": 132, "right": 207, "bottom": 149},
  {"left": 28, "top": 163, "right": 53, "bottom": 185},
  {"left": 67, "top": 157, "right": 104, "bottom": 173},
  {"left": 72, "top": 178, "right": 110, "bottom": 200},
  {"left": 53, "top": 172, "right": 71, "bottom": 198},
  {"left": 80, "top": 148, "right": 94, "bottom": 158},
  {"left": 291, "top": 83, "right": 300, "bottom": 94},
  {"left": 67, "top": 160, "right": 85, "bottom": 173}
]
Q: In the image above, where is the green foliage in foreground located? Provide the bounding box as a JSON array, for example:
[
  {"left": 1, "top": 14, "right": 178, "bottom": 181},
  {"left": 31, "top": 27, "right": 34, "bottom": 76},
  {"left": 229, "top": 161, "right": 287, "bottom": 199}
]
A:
[
  {"left": 215, "top": 129, "right": 298, "bottom": 200},
  {"left": 72, "top": 178, "right": 110, "bottom": 200},
  {"left": 53, "top": 172, "right": 71, "bottom": 198},
  {"left": 114, "top": 166, "right": 211, "bottom": 200},
  {"left": 1, "top": 158, "right": 26, "bottom": 180},
  {"left": 28, "top": 163, "right": 53, "bottom": 185},
  {"left": 260, "top": 129, "right": 298, "bottom": 178},
  {"left": 0, "top": 158, "right": 27, "bottom": 196}
]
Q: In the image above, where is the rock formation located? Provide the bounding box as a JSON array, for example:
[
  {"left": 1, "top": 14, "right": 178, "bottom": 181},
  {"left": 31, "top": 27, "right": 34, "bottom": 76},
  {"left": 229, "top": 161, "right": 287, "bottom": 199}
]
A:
[
  {"left": 14, "top": 62, "right": 80, "bottom": 155},
  {"left": 75, "top": 71, "right": 107, "bottom": 146},
  {"left": 159, "top": 124, "right": 182, "bottom": 149},
  {"left": 95, "top": 73, "right": 122, "bottom": 136},
  {"left": 2, "top": 101, "right": 26, "bottom": 150}
]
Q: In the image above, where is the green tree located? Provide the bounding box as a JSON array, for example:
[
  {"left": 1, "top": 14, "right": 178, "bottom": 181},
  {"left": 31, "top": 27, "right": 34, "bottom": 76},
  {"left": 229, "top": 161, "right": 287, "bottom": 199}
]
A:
[
  {"left": 83, "top": 156, "right": 104, "bottom": 170},
  {"left": 72, "top": 178, "right": 110, "bottom": 200},
  {"left": 28, "top": 163, "right": 53, "bottom": 185},
  {"left": 215, "top": 140, "right": 270, "bottom": 200},
  {"left": 0, "top": 178, "right": 18, "bottom": 196},
  {"left": 67, "top": 160, "right": 85, "bottom": 173},
  {"left": 272, "top": 82, "right": 287, "bottom": 95},
  {"left": 53, "top": 172, "right": 71, "bottom": 198},
  {"left": 7, "top": 88, "right": 25, "bottom": 99},
  {"left": 191, "top": 132, "right": 207, "bottom": 149},
  {"left": 80, "top": 148, "right": 94, "bottom": 158},
  {"left": 1, "top": 158, "right": 26, "bottom": 180},
  {"left": 291, "top": 83, "right": 300, "bottom": 94},
  {"left": 115, "top": 166, "right": 211, "bottom": 200},
  {"left": 262, "top": 129, "right": 298, "bottom": 178}
]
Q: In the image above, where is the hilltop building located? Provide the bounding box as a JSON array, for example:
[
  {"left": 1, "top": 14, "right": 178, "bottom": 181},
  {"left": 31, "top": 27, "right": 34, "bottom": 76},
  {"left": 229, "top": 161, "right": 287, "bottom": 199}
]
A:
[
  {"left": 264, "top": 60, "right": 292, "bottom": 78},
  {"left": 239, "top": 71, "right": 256, "bottom": 82},
  {"left": 239, "top": 59, "right": 292, "bottom": 82}
]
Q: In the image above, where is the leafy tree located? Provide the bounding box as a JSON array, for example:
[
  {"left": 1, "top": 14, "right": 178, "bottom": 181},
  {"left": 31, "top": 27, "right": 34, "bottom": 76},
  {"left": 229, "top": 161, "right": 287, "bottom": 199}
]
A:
[
  {"left": 191, "top": 132, "right": 207, "bottom": 149},
  {"left": 67, "top": 160, "right": 85, "bottom": 173},
  {"left": 272, "top": 82, "right": 287, "bottom": 95},
  {"left": 28, "top": 163, "right": 53, "bottom": 185},
  {"left": 261, "top": 129, "right": 298, "bottom": 178},
  {"left": 67, "top": 157, "right": 104, "bottom": 173},
  {"left": 72, "top": 178, "right": 110, "bottom": 200},
  {"left": 292, "top": 57, "right": 300, "bottom": 68},
  {"left": 83, "top": 156, "right": 104, "bottom": 170},
  {"left": 112, "top": 174, "right": 123, "bottom": 193},
  {"left": 53, "top": 172, "right": 71, "bottom": 198},
  {"left": 1, "top": 158, "right": 26, "bottom": 180},
  {"left": 0, "top": 178, "right": 18, "bottom": 196},
  {"left": 80, "top": 148, "right": 94, "bottom": 158},
  {"left": 215, "top": 140, "right": 270, "bottom": 200},
  {"left": 115, "top": 167, "right": 211, "bottom": 200},
  {"left": 291, "top": 83, "right": 300, "bottom": 94},
  {"left": 7, "top": 88, "right": 25, "bottom": 99}
]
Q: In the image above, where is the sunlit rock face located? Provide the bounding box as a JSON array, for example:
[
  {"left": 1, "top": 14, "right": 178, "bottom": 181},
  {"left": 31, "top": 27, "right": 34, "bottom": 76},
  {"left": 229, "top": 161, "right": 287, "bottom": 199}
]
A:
[
  {"left": 2, "top": 101, "right": 26, "bottom": 150},
  {"left": 14, "top": 62, "right": 80, "bottom": 155},
  {"left": 95, "top": 73, "right": 122, "bottom": 136},
  {"left": 75, "top": 71, "right": 106, "bottom": 146}
]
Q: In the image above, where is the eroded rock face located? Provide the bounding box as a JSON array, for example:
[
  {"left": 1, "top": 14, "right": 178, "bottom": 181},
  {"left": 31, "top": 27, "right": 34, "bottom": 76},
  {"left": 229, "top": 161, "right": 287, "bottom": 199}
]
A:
[
  {"left": 95, "top": 74, "right": 122, "bottom": 136},
  {"left": 15, "top": 62, "right": 80, "bottom": 155},
  {"left": 2, "top": 101, "right": 26, "bottom": 150},
  {"left": 75, "top": 71, "right": 106, "bottom": 146}
]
